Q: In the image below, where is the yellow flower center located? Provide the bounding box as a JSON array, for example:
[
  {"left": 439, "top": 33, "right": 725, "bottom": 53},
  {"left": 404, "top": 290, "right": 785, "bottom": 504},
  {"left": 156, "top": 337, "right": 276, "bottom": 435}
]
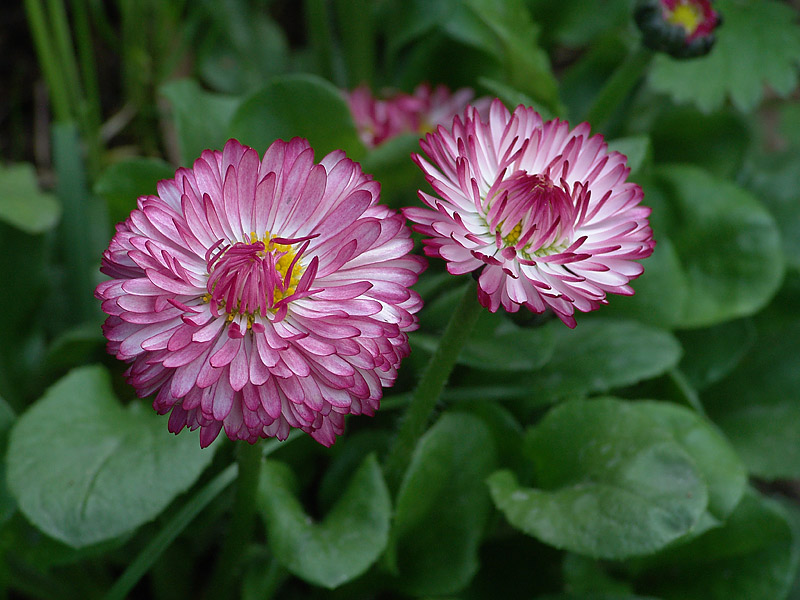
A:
[{"left": 667, "top": 2, "right": 703, "bottom": 34}]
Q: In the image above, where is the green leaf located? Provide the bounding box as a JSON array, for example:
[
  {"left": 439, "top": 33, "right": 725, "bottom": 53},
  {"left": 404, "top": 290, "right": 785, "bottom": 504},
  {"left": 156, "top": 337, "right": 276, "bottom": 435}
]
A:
[
  {"left": 743, "top": 150, "right": 800, "bottom": 271},
  {"left": 648, "top": 0, "right": 800, "bottom": 113},
  {"left": 702, "top": 319, "right": 800, "bottom": 480},
  {"left": 256, "top": 453, "right": 390, "bottom": 589},
  {"left": 413, "top": 309, "right": 556, "bottom": 372},
  {"left": 159, "top": 79, "right": 241, "bottom": 165},
  {"left": 0, "top": 396, "right": 16, "bottom": 524},
  {"left": 523, "top": 318, "right": 682, "bottom": 404},
  {"left": 634, "top": 401, "right": 746, "bottom": 523},
  {"left": 602, "top": 236, "right": 688, "bottom": 329},
  {"left": 392, "top": 412, "right": 497, "bottom": 595},
  {"left": 94, "top": 157, "right": 176, "bottom": 226},
  {"left": 647, "top": 106, "right": 749, "bottom": 179},
  {"left": 228, "top": 74, "right": 366, "bottom": 162},
  {"left": 5, "top": 366, "right": 216, "bottom": 548},
  {"left": 654, "top": 165, "right": 784, "bottom": 328},
  {"left": 489, "top": 397, "right": 707, "bottom": 559},
  {"left": 0, "top": 163, "right": 60, "bottom": 234},
  {"left": 677, "top": 319, "right": 756, "bottom": 390},
  {"left": 634, "top": 490, "right": 797, "bottom": 600}
]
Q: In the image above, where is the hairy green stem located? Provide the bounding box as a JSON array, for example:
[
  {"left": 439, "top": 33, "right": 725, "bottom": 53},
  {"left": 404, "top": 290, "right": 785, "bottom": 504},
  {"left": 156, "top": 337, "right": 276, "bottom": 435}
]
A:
[{"left": 384, "top": 279, "right": 484, "bottom": 493}]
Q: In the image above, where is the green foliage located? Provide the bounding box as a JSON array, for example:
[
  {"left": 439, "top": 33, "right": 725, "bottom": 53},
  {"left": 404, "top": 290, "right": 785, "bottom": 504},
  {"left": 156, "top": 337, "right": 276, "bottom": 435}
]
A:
[
  {"left": 648, "top": 0, "right": 800, "bottom": 112},
  {"left": 523, "top": 319, "right": 682, "bottom": 403},
  {"left": 633, "top": 490, "right": 797, "bottom": 600},
  {"left": 652, "top": 165, "right": 784, "bottom": 328},
  {"left": 229, "top": 74, "right": 366, "bottom": 161},
  {"left": 256, "top": 453, "right": 390, "bottom": 588},
  {"left": 7, "top": 0, "right": 800, "bottom": 597},
  {"left": 0, "top": 397, "right": 16, "bottom": 524},
  {"left": 490, "top": 398, "right": 710, "bottom": 559},
  {"left": 5, "top": 366, "right": 215, "bottom": 548},
  {"left": 0, "top": 164, "right": 61, "bottom": 234},
  {"left": 94, "top": 157, "right": 176, "bottom": 226},
  {"left": 703, "top": 319, "right": 800, "bottom": 480},
  {"left": 391, "top": 412, "right": 497, "bottom": 595},
  {"left": 160, "top": 78, "right": 241, "bottom": 165}
]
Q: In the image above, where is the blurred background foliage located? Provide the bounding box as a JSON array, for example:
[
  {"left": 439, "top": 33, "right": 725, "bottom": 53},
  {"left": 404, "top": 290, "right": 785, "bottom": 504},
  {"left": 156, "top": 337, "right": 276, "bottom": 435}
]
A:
[{"left": 1, "top": 0, "right": 800, "bottom": 599}]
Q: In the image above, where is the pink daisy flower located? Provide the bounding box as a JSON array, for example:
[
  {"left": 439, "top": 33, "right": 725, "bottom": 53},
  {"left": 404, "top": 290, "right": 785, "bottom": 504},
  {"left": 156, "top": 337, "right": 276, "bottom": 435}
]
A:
[
  {"left": 404, "top": 100, "right": 655, "bottom": 328},
  {"left": 96, "top": 138, "right": 425, "bottom": 447},
  {"left": 347, "top": 83, "right": 490, "bottom": 148}
]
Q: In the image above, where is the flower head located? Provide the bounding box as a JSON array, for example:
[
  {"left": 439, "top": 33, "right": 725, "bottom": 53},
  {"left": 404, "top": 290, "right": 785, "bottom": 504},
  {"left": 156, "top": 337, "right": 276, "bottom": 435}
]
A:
[
  {"left": 635, "top": 0, "right": 721, "bottom": 58},
  {"left": 347, "top": 83, "right": 490, "bottom": 148},
  {"left": 96, "top": 138, "right": 425, "bottom": 447},
  {"left": 404, "top": 100, "right": 654, "bottom": 328}
]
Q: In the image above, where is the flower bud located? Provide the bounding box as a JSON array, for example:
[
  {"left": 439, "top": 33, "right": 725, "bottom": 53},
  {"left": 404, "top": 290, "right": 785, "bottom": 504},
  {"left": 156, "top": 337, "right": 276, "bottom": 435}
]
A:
[{"left": 635, "top": 0, "right": 721, "bottom": 59}]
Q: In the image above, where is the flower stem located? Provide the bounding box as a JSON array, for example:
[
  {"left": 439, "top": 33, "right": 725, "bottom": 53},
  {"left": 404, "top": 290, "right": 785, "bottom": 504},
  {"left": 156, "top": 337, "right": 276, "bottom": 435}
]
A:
[
  {"left": 384, "top": 278, "right": 484, "bottom": 493},
  {"left": 583, "top": 47, "right": 653, "bottom": 131},
  {"left": 207, "top": 440, "right": 264, "bottom": 599}
]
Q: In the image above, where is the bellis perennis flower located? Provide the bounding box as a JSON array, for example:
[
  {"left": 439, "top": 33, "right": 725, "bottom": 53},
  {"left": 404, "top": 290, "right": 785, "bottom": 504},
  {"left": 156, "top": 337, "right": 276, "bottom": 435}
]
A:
[
  {"left": 347, "top": 83, "right": 490, "bottom": 148},
  {"left": 96, "top": 138, "right": 425, "bottom": 447},
  {"left": 404, "top": 100, "right": 655, "bottom": 328}
]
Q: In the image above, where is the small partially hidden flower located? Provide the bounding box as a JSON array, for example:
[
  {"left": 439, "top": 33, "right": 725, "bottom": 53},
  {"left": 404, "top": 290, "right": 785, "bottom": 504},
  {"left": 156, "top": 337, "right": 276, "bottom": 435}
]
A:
[
  {"left": 347, "top": 83, "right": 490, "bottom": 148},
  {"left": 96, "top": 138, "right": 425, "bottom": 447},
  {"left": 635, "top": 0, "right": 721, "bottom": 59},
  {"left": 404, "top": 100, "right": 655, "bottom": 328}
]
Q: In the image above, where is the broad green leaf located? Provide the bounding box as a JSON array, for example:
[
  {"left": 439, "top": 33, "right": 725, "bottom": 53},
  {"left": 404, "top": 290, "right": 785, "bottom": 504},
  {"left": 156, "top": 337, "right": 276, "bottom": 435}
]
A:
[
  {"left": 6, "top": 366, "right": 215, "bottom": 548},
  {"left": 634, "top": 490, "right": 797, "bottom": 600},
  {"left": 677, "top": 318, "right": 756, "bottom": 390},
  {"left": 0, "top": 396, "right": 16, "bottom": 524},
  {"left": 633, "top": 401, "right": 746, "bottom": 523},
  {"left": 647, "top": 106, "right": 749, "bottom": 179},
  {"left": 648, "top": 0, "right": 800, "bottom": 113},
  {"left": 94, "top": 157, "right": 176, "bottom": 226},
  {"left": 392, "top": 412, "right": 497, "bottom": 595},
  {"left": 703, "top": 319, "right": 800, "bottom": 480},
  {"left": 523, "top": 319, "right": 682, "bottom": 404},
  {"left": 489, "top": 398, "right": 707, "bottom": 559},
  {"left": 258, "top": 453, "right": 389, "bottom": 589},
  {"left": 316, "top": 430, "right": 390, "bottom": 515},
  {"left": 413, "top": 309, "right": 556, "bottom": 372},
  {"left": 257, "top": 454, "right": 390, "bottom": 589},
  {"left": 195, "top": 0, "right": 288, "bottom": 94},
  {"left": 229, "top": 74, "right": 366, "bottom": 162},
  {"left": 743, "top": 151, "right": 800, "bottom": 271},
  {"left": 654, "top": 165, "right": 784, "bottom": 328},
  {"left": 159, "top": 79, "right": 241, "bottom": 165},
  {"left": 450, "top": 401, "right": 526, "bottom": 475},
  {"left": 603, "top": 236, "right": 688, "bottom": 329},
  {"left": 0, "top": 164, "right": 60, "bottom": 234}
]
